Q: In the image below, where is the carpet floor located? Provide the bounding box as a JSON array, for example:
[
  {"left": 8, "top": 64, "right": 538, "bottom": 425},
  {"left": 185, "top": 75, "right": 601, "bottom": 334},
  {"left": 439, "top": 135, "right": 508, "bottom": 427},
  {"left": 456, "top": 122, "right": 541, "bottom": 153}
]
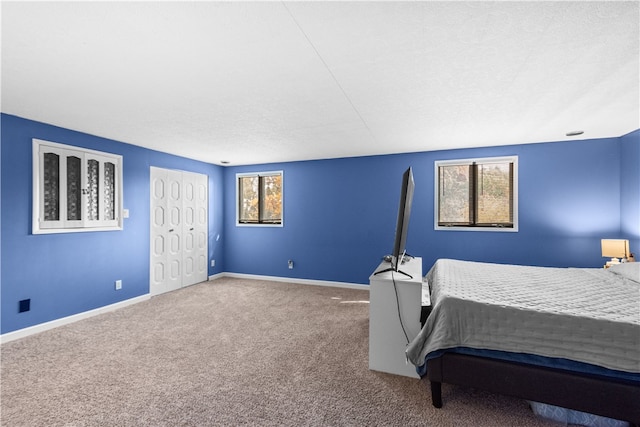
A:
[{"left": 1, "top": 278, "right": 559, "bottom": 426}]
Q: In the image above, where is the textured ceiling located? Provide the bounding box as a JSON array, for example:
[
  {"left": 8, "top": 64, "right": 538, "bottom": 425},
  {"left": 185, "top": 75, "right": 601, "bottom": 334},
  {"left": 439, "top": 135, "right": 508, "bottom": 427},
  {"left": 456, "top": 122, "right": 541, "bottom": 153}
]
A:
[{"left": 2, "top": 1, "right": 638, "bottom": 166}]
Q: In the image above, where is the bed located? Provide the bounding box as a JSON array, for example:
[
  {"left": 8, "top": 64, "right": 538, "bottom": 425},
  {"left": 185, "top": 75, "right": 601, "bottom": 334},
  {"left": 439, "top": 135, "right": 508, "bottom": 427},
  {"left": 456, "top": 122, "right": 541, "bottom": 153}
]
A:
[{"left": 405, "top": 259, "right": 640, "bottom": 425}]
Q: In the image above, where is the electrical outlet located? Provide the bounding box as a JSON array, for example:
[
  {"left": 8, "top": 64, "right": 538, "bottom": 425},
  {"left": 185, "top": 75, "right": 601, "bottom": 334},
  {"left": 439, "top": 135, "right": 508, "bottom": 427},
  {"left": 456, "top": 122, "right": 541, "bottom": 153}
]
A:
[
  {"left": 19, "top": 299, "right": 31, "bottom": 313},
  {"left": 211, "top": 259, "right": 215, "bottom": 267},
  {"left": 115, "top": 280, "right": 122, "bottom": 290},
  {"left": 288, "top": 260, "right": 294, "bottom": 269}
]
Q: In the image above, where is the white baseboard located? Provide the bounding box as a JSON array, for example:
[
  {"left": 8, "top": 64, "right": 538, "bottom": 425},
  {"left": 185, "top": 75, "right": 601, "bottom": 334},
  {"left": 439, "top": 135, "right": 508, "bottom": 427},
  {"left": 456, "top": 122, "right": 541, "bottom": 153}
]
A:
[
  {"left": 218, "top": 272, "right": 370, "bottom": 291},
  {"left": 0, "top": 294, "right": 150, "bottom": 344},
  {"left": 207, "top": 272, "right": 226, "bottom": 281}
]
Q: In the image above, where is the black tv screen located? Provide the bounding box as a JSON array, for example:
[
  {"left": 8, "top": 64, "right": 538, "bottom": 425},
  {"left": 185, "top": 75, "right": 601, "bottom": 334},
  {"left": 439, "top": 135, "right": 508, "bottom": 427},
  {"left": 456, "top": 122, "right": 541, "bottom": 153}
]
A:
[{"left": 391, "top": 167, "right": 414, "bottom": 272}]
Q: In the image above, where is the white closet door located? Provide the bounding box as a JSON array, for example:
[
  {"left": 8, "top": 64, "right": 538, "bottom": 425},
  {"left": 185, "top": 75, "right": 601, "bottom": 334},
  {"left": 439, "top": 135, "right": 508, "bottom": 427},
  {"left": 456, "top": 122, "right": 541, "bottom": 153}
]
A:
[
  {"left": 150, "top": 167, "right": 208, "bottom": 296},
  {"left": 150, "top": 168, "right": 174, "bottom": 295},
  {"left": 166, "top": 170, "right": 184, "bottom": 292},
  {"left": 193, "top": 173, "right": 208, "bottom": 283},
  {"left": 182, "top": 172, "right": 198, "bottom": 286}
]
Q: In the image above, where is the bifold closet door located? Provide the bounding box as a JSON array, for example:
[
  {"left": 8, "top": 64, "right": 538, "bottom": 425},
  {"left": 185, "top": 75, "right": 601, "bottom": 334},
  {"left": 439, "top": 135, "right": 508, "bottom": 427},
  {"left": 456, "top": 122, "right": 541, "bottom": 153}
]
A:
[
  {"left": 150, "top": 167, "right": 208, "bottom": 296},
  {"left": 182, "top": 171, "right": 208, "bottom": 287}
]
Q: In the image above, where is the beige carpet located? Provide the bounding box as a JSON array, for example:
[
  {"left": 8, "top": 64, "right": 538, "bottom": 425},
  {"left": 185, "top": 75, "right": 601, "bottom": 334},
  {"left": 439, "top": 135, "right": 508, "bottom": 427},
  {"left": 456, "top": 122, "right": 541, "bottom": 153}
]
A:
[{"left": 1, "top": 278, "right": 557, "bottom": 426}]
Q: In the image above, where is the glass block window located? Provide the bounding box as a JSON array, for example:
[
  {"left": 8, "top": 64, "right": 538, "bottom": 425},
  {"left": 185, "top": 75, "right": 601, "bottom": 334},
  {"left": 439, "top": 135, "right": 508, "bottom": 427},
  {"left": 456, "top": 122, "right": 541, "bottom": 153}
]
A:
[
  {"left": 33, "top": 139, "right": 123, "bottom": 234},
  {"left": 435, "top": 156, "right": 518, "bottom": 231},
  {"left": 43, "top": 152, "right": 60, "bottom": 221},
  {"left": 67, "top": 156, "right": 81, "bottom": 221},
  {"left": 237, "top": 171, "right": 283, "bottom": 226},
  {"left": 104, "top": 162, "right": 116, "bottom": 221},
  {"left": 87, "top": 158, "right": 100, "bottom": 221}
]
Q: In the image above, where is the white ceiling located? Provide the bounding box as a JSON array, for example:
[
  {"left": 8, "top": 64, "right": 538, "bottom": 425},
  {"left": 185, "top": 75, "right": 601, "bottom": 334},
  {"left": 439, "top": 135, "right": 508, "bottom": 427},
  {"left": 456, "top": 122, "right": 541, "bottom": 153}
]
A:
[{"left": 2, "top": 1, "right": 638, "bottom": 166}]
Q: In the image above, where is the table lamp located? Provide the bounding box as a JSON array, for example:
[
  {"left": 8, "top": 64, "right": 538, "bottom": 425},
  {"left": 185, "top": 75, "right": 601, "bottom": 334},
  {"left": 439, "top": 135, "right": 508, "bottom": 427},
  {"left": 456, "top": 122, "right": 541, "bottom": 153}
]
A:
[{"left": 601, "top": 239, "right": 629, "bottom": 266}]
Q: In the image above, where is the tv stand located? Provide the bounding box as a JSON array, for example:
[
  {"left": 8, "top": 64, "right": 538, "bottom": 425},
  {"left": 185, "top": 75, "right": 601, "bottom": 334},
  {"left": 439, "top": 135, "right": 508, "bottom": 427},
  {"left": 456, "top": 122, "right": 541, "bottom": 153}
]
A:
[{"left": 369, "top": 257, "right": 423, "bottom": 378}]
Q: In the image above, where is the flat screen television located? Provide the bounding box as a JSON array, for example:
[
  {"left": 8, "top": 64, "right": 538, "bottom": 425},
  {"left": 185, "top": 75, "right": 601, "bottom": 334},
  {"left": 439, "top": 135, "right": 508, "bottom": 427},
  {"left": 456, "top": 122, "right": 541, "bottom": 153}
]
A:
[{"left": 376, "top": 166, "right": 415, "bottom": 278}]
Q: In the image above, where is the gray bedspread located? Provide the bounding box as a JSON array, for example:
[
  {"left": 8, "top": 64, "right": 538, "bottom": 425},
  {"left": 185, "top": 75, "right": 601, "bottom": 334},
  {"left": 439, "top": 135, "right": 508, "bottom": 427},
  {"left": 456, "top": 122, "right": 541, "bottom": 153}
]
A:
[{"left": 406, "top": 259, "right": 640, "bottom": 373}]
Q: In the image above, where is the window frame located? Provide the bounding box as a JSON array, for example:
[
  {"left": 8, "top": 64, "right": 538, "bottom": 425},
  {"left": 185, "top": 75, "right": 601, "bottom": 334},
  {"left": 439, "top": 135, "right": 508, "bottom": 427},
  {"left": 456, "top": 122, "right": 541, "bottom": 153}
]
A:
[
  {"left": 236, "top": 170, "right": 283, "bottom": 227},
  {"left": 434, "top": 156, "right": 518, "bottom": 232},
  {"left": 32, "top": 139, "right": 124, "bottom": 234}
]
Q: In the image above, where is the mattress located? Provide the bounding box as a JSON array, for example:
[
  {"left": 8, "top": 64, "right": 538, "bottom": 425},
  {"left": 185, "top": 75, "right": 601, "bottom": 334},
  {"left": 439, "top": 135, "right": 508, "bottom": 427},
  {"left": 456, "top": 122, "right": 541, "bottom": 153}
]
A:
[{"left": 405, "top": 259, "right": 640, "bottom": 374}]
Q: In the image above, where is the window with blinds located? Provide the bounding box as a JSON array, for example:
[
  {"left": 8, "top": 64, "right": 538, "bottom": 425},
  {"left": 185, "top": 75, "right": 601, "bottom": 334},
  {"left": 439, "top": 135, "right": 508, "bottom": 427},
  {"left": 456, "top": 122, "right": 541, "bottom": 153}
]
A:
[
  {"left": 236, "top": 171, "right": 283, "bottom": 226},
  {"left": 435, "top": 156, "right": 518, "bottom": 231}
]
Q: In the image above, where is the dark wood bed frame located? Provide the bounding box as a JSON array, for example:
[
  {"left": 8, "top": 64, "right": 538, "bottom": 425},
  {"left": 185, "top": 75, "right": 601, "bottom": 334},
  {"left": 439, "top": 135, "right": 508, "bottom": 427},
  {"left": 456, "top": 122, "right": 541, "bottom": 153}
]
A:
[{"left": 426, "top": 352, "right": 640, "bottom": 425}]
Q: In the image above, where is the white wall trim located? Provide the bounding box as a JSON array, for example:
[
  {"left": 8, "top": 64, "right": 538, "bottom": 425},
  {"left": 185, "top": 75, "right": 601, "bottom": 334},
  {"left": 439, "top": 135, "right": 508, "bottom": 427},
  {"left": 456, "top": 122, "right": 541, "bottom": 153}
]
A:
[
  {"left": 207, "top": 272, "right": 226, "bottom": 281},
  {"left": 218, "top": 272, "right": 370, "bottom": 291},
  {"left": 0, "top": 294, "right": 150, "bottom": 344}
]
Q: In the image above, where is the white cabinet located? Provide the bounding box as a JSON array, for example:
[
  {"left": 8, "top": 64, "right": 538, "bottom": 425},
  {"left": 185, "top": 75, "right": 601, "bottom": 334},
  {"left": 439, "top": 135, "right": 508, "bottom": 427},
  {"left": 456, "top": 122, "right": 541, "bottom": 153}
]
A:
[{"left": 369, "top": 257, "right": 423, "bottom": 378}]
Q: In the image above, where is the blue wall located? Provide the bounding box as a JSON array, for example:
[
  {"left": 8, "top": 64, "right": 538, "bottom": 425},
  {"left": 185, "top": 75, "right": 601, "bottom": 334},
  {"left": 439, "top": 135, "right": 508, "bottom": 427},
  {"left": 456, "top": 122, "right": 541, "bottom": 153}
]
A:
[
  {"left": 1, "top": 114, "right": 225, "bottom": 334},
  {"left": 620, "top": 130, "right": 640, "bottom": 254},
  {"left": 2, "top": 113, "right": 638, "bottom": 335},
  {"left": 224, "top": 136, "right": 635, "bottom": 284}
]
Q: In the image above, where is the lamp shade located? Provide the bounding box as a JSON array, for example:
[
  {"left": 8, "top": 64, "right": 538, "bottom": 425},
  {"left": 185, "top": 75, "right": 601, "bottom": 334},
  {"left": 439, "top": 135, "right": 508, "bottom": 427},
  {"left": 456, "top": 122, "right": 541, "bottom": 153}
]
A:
[{"left": 601, "top": 239, "right": 629, "bottom": 258}]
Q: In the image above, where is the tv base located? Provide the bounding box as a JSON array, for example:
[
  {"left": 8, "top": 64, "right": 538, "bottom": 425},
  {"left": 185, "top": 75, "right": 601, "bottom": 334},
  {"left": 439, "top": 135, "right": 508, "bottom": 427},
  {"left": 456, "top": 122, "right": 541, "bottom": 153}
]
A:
[{"left": 373, "top": 267, "right": 413, "bottom": 280}]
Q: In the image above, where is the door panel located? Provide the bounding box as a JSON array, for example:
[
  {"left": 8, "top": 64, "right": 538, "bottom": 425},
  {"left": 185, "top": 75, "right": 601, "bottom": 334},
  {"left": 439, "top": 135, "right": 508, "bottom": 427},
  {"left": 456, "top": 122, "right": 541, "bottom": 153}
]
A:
[
  {"left": 150, "top": 168, "right": 171, "bottom": 295},
  {"left": 154, "top": 177, "right": 164, "bottom": 199},
  {"left": 182, "top": 172, "right": 199, "bottom": 286},
  {"left": 154, "top": 263, "right": 165, "bottom": 284},
  {"left": 193, "top": 173, "right": 208, "bottom": 283},
  {"left": 165, "top": 170, "right": 183, "bottom": 291},
  {"left": 169, "top": 233, "right": 180, "bottom": 254},
  {"left": 153, "top": 235, "right": 164, "bottom": 257},
  {"left": 150, "top": 168, "right": 180, "bottom": 295},
  {"left": 170, "top": 259, "right": 181, "bottom": 281},
  {"left": 153, "top": 207, "right": 164, "bottom": 228},
  {"left": 169, "top": 207, "right": 180, "bottom": 228}
]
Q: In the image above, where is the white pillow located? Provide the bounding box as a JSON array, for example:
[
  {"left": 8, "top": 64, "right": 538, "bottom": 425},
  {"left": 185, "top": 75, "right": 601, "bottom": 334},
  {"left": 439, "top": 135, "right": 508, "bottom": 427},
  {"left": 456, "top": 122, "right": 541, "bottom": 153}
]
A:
[{"left": 607, "top": 262, "right": 640, "bottom": 283}]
